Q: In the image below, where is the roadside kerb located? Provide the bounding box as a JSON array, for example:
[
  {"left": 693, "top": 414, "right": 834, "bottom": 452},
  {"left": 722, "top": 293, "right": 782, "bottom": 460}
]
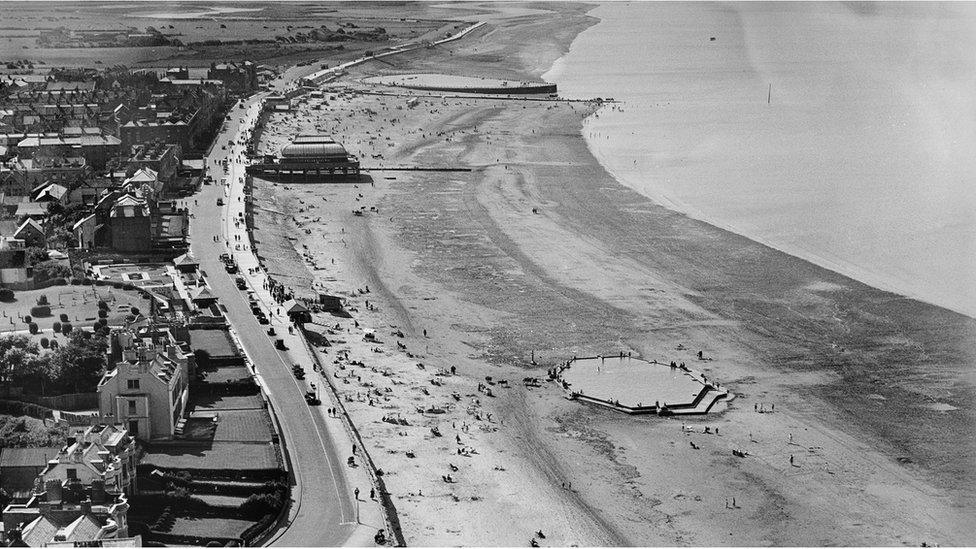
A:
[{"left": 300, "top": 326, "right": 406, "bottom": 546}]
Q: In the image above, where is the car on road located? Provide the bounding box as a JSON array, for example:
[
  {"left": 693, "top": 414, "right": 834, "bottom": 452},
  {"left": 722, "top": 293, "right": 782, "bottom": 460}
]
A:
[
  {"left": 235, "top": 277, "right": 247, "bottom": 289},
  {"left": 224, "top": 263, "right": 238, "bottom": 274}
]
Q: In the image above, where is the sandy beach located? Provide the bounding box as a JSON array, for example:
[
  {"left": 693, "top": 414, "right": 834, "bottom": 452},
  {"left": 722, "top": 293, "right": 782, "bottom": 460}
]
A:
[{"left": 248, "top": 3, "right": 976, "bottom": 546}]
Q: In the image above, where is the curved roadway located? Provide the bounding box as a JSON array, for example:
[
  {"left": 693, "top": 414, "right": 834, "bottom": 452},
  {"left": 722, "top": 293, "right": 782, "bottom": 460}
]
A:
[{"left": 188, "top": 95, "right": 358, "bottom": 546}]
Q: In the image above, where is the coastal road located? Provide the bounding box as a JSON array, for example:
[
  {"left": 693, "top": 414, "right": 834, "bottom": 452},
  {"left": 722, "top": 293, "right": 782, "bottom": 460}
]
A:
[{"left": 188, "top": 96, "right": 359, "bottom": 546}]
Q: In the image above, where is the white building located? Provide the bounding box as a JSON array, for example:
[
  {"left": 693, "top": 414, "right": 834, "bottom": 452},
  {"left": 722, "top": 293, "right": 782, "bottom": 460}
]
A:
[{"left": 97, "top": 327, "right": 190, "bottom": 441}]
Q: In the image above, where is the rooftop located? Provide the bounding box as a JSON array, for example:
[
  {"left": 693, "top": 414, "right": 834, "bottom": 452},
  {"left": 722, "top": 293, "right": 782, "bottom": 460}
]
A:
[{"left": 280, "top": 142, "right": 348, "bottom": 159}]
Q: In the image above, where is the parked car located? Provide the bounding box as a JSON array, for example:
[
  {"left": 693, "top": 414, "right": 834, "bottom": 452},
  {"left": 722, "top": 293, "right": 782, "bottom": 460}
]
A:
[
  {"left": 275, "top": 339, "right": 287, "bottom": 350},
  {"left": 267, "top": 327, "right": 276, "bottom": 336}
]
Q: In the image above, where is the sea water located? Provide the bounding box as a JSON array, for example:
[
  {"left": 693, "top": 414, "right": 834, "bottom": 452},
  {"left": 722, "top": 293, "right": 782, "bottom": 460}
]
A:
[{"left": 545, "top": 2, "right": 976, "bottom": 318}]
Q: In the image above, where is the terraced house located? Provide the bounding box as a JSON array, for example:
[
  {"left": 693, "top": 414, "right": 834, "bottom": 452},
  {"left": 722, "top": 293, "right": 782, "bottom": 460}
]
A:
[
  {"left": 39, "top": 424, "right": 138, "bottom": 496},
  {"left": 98, "top": 327, "right": 191, "bottom": 441}
]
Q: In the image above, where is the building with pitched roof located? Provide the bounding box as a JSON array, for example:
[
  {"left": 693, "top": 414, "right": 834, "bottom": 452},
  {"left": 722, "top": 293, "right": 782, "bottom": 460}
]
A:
[
  {"left": 0, "top": 236, "right": 28, "bottom": 285},
  {"left": 0, "top": 447, "right": 59, "bottom": 497},
  {"left": 172, "top": 252, "right": 198, "bottom": 274},
  {"left": 97, "top": 327, "right": 190, "bottom": 440},
  {"left": 31, "top": 182, "right": 68, "bottom": 205},
  {"left": 13, "top": 218, "right": 45, "bottom": 248},
  {"left": 14, "top": 202, "right": 47, "bottom": 221},
  {"left": 0, "top": 156, "right": 90, "bottom": 196},
  {"left": 108, "top": 194, "right": 149, "bottom": 252},
  {"left": 2, "top": 477, "right": 133, "bottom": 547},
  {"left": 38, "top": 424, "right": 137, "bottom": 497}
]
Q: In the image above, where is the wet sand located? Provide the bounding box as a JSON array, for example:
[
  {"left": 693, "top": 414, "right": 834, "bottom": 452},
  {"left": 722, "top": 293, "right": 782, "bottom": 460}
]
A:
[{"left": 249, "top": 3, "right": 976, "bottom": 546}]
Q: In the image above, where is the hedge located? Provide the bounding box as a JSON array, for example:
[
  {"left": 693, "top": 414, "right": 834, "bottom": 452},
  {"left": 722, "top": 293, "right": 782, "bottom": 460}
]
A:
[
  {"left": 0, "top": 399, "right": 54, "bottom": 420},
  {"left": 240, "top": 513, "right": 275, "bottom": 544}
]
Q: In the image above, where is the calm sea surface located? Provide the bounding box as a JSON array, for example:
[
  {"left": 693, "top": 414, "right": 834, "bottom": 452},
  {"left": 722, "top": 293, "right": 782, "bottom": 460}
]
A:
[{"left": 546, "top": 2, "right": 976, "bottom": 318}]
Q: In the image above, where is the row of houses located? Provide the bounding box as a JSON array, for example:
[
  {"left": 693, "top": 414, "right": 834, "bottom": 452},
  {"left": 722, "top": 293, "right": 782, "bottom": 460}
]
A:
[
  {"left": 0, "top": 424, "right": 140, "bottom": 546},
  {"left": 0, "top": 252, "right": 239, "bottom": 545}
]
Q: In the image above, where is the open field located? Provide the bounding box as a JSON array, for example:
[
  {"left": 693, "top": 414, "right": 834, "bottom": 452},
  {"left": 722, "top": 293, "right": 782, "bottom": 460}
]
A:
[{"left": 0, "top": 2, "right": 466, "bottom": 69}]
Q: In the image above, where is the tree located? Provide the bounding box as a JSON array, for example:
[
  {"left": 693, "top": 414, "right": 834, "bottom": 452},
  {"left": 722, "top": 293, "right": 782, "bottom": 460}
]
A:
[
  {"left": 0, "top": 347, "right": 29, "bottom": 384},
  {"left": 32, "top": 261, "right": 70, "bottom": 283},
  {"left": 25, "top": 247, "right": 49, "bottom": 267},
  {"left": 0, "top": 335, "right": 47, "bottom": 390},
  {"left": 49, "top": 331, "right": 107, "bottom": 393},
  {"left": 12, "top": 354, "right": 54, "bottom": 395}
]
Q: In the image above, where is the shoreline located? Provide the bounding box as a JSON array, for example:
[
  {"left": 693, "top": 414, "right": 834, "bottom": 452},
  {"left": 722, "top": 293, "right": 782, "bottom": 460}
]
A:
[
  {"left": 248, "top": 3, "right": 975, "bottom": 545},
  {"left": 575, "top": 102, "right": 976, "bottom": 320},
  {"left": 547, "top": 2, "right": 976, "bottom": 321}
]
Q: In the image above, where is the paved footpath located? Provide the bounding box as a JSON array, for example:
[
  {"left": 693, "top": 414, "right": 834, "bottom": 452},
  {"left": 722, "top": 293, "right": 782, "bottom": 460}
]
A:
[{"left": 189, "top": 93, "right": 384, "bottom": 546}]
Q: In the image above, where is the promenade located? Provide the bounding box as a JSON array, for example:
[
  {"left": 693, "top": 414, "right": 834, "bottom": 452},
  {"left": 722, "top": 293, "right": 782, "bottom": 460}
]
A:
[{"left": 189, "top": 94, "right": 383, "bottom": 546}]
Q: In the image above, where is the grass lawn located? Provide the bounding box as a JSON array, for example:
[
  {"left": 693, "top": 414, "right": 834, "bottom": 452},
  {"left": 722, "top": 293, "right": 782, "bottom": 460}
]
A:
[
  {"left": 142, "top": 442, "right": 279, "bottom": 470},
  {"left": 193, "top": 494, "right": 248, "bottom": 508},
  {"left": 188, "top": 393, "right": 265, "bottom": 411},
  {"left": 189, "top": 328, "right": 240, "bottom": 358},
  {"left": 169, "top": 516, "right": 254, "bottom": 539},
  {"left": 211, "top": 410, "right": 273, "bottom": 443},
  {"left": 197, "top": 366, "right": 250, "bottom": 384}
]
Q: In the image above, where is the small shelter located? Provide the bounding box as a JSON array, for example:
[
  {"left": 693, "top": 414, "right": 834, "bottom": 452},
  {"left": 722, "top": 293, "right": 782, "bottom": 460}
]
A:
[
  {"left": 283, "top": 299, "right": 311, "bottom": 323},
  {"left": 317, "top": 293, "right": 343, "bottom": 313},
  {"left": 172, "top": 252, "right": 198, "bottom": 273},
  {"left": 190, "top": 286, "right": 217, "bottom": 308}
]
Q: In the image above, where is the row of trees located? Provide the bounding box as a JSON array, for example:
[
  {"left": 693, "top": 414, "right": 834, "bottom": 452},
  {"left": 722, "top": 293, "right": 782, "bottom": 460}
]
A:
[{"left": 0, "top": 330, "right": 108, "bottom": 396}]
